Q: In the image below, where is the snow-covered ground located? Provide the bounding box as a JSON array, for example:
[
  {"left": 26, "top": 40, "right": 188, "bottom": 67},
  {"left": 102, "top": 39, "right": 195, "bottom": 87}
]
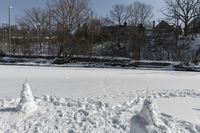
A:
[
  {"left": 0, "top": 65, "right": 200, "bottom": 132},
  {"left": 0, "top": 65, "right": 200, "bottom": 99}
]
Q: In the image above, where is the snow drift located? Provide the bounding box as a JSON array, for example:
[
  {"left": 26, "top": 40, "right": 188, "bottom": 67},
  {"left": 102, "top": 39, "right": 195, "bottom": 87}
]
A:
[{"left": 0, "top": 85, "right": 200, "bottom": 133}]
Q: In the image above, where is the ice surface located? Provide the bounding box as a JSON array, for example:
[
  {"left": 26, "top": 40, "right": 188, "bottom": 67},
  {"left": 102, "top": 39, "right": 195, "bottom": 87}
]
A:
[{"left": 0, "top": 65, "right": 200, "bottom": 100}]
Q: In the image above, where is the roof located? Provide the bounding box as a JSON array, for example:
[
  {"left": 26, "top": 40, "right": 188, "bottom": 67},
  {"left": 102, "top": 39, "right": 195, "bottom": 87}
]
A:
[{"left": 154, "top": 20, "right": 176, "bottom": 32}]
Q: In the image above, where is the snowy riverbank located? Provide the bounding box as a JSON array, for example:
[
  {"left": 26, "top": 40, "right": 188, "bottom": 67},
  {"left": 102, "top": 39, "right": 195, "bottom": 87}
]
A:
[{"left": 1, "top": 56, "right": 196, "bottom": 71}]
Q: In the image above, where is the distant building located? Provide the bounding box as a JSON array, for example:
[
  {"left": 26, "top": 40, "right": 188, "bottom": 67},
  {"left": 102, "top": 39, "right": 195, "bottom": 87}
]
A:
[
  {"left": 150, "top": 20, "right": 180, "bottom": 60},
  {"left": 102, "top": 23, "right": 146, "bottom": 41},
  {"left": 153, "top": 20, "right": 177, "bottom": 38},
  {"left": 100, "top": 23, "right": 147, "bottom": 58},
  {"left": 188, "top": 17, "right": 200, "bottom": 34}
]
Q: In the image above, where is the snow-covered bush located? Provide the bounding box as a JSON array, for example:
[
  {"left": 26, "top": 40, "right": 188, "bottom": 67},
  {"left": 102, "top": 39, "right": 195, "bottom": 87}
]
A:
[{"left": 17, "top": 81, "right": 37, "bottom": 114}]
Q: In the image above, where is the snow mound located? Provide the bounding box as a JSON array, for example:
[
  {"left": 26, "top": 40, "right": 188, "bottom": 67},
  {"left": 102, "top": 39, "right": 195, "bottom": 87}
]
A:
[
  {"left": 16, "top": 81, "right": 37, "bottom": 114},
  {"left": 130, "top": 96, "right": 171, "bottom": 133}
]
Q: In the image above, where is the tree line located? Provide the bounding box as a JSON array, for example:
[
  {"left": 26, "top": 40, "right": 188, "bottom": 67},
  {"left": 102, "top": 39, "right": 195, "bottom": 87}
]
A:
[{"left": 0, "top": 0, "right": 200, "bottom": 63}]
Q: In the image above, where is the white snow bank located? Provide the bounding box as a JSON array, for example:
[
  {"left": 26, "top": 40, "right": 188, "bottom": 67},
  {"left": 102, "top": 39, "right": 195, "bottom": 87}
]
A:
[
  {"left": 1, "top": 89, "right": 200, "bottom": 133},
  {"left": 16, "top": 81, "right": 37, "bottom": 114}
]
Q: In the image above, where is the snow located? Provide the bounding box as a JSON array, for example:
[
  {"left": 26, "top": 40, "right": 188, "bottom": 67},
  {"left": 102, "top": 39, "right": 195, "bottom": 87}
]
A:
[
  {"left": 1, "top": 88, "right": 200, "bottom": 132},
  {"left": 0, "top": 65, "right": 200, "bottom": 100},
  {"left": 156, "top": 97, "right": 200, "bottom": 123},
  {"left": 0, "top": 65, "right": 200, "bottom": 132}
]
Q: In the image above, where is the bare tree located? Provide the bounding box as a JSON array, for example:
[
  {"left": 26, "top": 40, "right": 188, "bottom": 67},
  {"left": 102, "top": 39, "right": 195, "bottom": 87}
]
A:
[
  {"left": 101, "top": 16, "right": 114, "bottom": 26},
  {"left": 17, "top": 7, "right": 49, "bottom": 55},
  {"left": 17, "top": 7, "right": 49, "bottom": 35},
  {"left": 128, "top": 1, "right": 153, "bottom": 26},
  {"left": 110, "top": 4, "right": 130, "bottom": 26},
  {"left": 163, "top": 0, "right": 200, "bottom": 36},
  {"left": 48, "top": 0, "right": 91, "bottom": 58},
  {"left": 49, "top": 0, "right": 91, "bottom": 33}
]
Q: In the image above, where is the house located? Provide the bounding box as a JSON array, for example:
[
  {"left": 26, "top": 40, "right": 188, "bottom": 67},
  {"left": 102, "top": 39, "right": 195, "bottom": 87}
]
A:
[
  {"left": 153, "top": 20, "right": 177, "bottom": 38},
  {"left": 188, "top": 17, "right": 200, "bottom": 34},
  {"left": 99, "top": 23, "right": 147, "bottom": 58},
  {"left": 150, "top": 20, "right": 180, "bottom": 60},
  {"left": 102, "top": 23, "right": 146, "bottom": 37}
]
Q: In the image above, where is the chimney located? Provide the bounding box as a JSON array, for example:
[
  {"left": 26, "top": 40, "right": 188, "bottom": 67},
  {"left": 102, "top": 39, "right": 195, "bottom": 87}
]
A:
[
  {"left": 123, "top": 21, "right": 127, "bottom": 27},
  {"left": 153, "top": 21, "right": 155, "bottom": 29}
]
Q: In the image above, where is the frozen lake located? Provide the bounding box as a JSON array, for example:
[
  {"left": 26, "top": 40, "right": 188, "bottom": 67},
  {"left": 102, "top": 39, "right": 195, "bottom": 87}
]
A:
[{"left": 0, "top": 65, "right": 200, "bottom": 99}]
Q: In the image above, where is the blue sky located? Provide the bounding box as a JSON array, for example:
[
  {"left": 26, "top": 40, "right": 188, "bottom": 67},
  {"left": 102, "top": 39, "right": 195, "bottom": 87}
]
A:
[{"left": 0, "top": 0, "right": 165, "bottom": 25}]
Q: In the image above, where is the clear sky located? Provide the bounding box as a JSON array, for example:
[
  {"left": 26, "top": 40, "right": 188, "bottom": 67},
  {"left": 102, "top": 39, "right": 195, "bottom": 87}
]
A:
[{"left": 0, "top": 0, "right": 165, "bottom": 25}]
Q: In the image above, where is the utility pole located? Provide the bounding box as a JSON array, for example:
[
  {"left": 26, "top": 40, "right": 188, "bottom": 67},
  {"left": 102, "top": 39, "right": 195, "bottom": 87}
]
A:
[
  {"left": 2, "top": 23, "right": 5, "bottom": 44},
  {"left": 90, "top": 11, "right": 94, "bottom": 56},
  {"left": 8, "top": 6, "right": 12, "bottom": 54},
  {"left": 48, "top": 8, "right": 52, "bottom": 55},
  {"left": 37, "top": 23, "right": 41, "bottom": 55}
]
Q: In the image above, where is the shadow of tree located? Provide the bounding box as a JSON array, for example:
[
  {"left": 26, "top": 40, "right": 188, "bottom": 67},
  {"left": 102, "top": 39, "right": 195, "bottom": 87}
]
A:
[
  {"left": 0, "top": 107, "right": 17, "bottom": 112},
  {"left": 192, "top": 108, "right": 200, "bottom": 111}
]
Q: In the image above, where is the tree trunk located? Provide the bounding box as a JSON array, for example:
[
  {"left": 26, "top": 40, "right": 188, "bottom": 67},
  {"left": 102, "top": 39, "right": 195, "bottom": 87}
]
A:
[{"left": 184, "top": 22, "right": 188, "bottom": 36}]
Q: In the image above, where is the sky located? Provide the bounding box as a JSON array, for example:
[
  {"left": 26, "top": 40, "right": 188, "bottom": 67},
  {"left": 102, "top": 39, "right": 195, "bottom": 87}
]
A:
[{"left": 0, "top": 0, "right": 165, "bottom": 25}]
